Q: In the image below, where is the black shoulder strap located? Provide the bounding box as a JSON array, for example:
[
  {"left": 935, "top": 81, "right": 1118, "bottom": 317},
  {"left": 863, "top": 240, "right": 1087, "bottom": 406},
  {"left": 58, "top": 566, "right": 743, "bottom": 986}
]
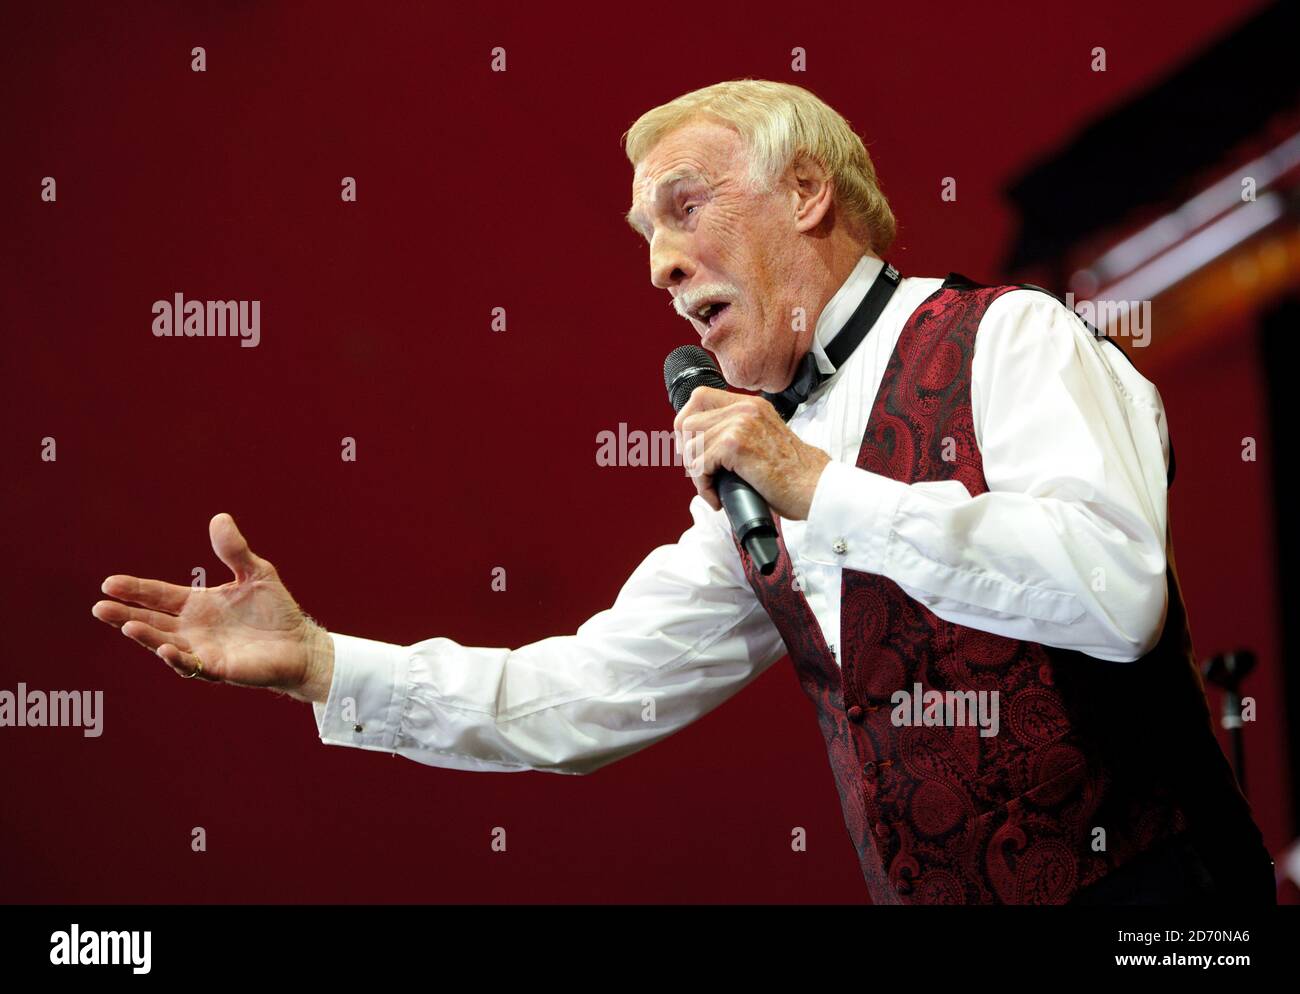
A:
[{"left": 942, "top": 274, "right": 1176, "bottom": 488}]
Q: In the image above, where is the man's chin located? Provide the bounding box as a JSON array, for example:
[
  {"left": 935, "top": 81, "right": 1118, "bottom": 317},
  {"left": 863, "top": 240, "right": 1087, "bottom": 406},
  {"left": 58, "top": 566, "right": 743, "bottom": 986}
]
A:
[
  {"left": 704, "top": 334, "right": 736, "bottom": 381},
  {"left": 711, "top": 350, "right": 744, "bottom": 389}
]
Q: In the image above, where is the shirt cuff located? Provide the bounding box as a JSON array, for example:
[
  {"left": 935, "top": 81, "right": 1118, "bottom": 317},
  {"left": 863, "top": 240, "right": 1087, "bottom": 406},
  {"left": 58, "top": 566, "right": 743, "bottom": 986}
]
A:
[
  {"left": 800, "top": 460, "right": 906, "bottom": 574},
  {"left": 312, "top": 632, "right": 411, "bottom": 753}
]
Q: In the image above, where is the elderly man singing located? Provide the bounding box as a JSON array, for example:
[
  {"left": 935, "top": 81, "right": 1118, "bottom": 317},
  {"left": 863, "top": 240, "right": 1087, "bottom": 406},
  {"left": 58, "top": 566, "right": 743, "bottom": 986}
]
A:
[{"left": 93, "top": 79, "right": 1273, "bottom": 905}]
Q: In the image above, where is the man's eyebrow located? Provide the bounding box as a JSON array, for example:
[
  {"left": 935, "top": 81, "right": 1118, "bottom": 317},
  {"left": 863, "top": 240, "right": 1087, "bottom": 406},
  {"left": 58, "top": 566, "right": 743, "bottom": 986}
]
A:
[{"left": 625, "top": 167, "right": 708, "bottom": 236}]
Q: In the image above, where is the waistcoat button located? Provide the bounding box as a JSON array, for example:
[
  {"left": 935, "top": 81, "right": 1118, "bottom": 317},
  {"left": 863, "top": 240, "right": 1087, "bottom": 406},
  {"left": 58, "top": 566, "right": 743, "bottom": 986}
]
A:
[
  {"left": 874, "top": 823, "right": 890, "bottom": 840},
  {"left": 862, "top": 761, "right": 877, "bottom": 777},
  {"left": 847, "top": 705, "right": 863, "bottom": 721}
]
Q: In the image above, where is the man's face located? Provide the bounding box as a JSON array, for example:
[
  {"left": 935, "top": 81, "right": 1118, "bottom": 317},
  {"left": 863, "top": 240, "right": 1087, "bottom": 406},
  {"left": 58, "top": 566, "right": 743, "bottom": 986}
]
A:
[{"left": 627, "top": 118, "right": 808, "bottom": 391}]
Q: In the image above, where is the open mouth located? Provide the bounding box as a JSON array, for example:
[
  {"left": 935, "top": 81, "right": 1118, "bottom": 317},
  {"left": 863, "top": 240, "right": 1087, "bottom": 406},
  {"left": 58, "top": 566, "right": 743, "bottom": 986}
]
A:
[{"left": 698, "top": 301, "right": 731, "bottom": 328}]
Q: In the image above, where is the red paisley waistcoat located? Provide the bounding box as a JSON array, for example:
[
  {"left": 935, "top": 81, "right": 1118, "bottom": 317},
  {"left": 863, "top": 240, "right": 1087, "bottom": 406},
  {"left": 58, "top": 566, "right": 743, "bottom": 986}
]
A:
[{"left": 738, "top": 277, "right": 1263, "bottom": 904}]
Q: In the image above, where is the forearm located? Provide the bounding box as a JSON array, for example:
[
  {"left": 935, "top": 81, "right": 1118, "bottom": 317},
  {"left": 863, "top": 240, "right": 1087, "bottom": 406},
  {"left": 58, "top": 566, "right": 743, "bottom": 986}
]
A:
[
  {"left": 802, "top": 462, "right": 1168, "bottom": 661},
  {"left": 307, "top": 497, "right": 786, "bottom": 773},
  {"left": 312, "top": 602, "right": 781, "bottom": 774}
]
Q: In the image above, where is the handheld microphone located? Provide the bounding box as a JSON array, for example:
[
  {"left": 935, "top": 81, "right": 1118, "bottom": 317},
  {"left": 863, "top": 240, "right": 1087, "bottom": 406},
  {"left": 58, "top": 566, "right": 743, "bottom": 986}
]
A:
[{"left": 664, "top": 346, "right": 781, "bottom": 575}]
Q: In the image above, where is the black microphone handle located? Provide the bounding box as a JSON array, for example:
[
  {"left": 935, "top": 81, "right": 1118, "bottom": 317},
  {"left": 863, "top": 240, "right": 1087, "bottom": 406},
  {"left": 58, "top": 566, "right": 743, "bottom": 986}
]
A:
[{"left": 715, "top": 469, "right": 780, "bottom": 575}]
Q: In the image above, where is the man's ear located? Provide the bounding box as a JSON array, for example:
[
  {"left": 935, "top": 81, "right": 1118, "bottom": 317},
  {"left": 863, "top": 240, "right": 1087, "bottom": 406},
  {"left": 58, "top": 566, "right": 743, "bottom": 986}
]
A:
[{"left": 789, "top": 153, "right": 835, "bottom": 233}]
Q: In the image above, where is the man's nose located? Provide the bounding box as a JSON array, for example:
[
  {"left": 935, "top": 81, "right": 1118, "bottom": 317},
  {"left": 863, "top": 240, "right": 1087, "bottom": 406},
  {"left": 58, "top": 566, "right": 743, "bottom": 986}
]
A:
[{"left": 649, "top": 231, "right": 694, "bottom": 290}]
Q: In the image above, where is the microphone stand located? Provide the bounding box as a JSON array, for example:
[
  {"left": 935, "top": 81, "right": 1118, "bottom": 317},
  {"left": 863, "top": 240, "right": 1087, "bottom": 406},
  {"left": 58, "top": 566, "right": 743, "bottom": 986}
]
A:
[{"left": 1201, "top": 649, "right": 1256, "bottom": 792}]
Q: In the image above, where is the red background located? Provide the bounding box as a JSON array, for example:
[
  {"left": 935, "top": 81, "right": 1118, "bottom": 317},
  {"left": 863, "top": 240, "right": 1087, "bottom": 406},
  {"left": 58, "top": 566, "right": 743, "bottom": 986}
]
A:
[{"left": 1, "top": 0, "right": 1289, "bottom": 902}]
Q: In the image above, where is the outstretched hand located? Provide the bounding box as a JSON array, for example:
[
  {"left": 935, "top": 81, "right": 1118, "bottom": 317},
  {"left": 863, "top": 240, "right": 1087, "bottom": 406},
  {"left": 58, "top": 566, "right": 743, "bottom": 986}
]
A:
[{"left": 92, "top": 513, "right": 334, "bottom": 703}]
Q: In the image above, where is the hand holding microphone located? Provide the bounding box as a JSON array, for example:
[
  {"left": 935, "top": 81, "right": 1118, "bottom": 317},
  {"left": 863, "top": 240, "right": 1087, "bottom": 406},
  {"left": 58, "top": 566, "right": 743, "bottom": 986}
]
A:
[{"left": 664, "top": 346, "right": 832, "bottom": 575}]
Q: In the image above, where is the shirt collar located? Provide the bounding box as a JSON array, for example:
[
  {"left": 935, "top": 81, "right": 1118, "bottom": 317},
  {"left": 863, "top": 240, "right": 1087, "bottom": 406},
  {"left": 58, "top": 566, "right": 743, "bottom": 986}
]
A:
[{"left": 809, "top": 254, "right": 885, "bottom": 376}]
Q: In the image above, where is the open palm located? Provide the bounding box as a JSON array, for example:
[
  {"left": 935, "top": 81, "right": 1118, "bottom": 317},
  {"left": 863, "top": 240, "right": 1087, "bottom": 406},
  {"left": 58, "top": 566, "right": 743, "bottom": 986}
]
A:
[{"left": 92, "top": 513, "right": 329, "bottom": 701}]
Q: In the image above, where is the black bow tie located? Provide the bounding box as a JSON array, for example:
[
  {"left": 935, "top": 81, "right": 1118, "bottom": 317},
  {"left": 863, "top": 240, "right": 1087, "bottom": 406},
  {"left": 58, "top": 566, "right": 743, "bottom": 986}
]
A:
[{"left": 763, "top": 261, "right": 900, "bottom": 420}]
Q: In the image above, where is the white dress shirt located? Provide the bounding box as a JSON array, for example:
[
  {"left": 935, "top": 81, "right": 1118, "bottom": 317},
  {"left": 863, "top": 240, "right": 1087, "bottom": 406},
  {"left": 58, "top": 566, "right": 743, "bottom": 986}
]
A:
[{"left": 312, "top": 254, "right": 1174, "bottom": 776}]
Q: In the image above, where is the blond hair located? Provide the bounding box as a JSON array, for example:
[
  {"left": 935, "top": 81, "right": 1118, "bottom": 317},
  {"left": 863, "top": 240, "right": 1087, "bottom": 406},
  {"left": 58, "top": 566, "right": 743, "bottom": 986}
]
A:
[{"left": 621, "top": 79, "right": 896, "bottom": 253}]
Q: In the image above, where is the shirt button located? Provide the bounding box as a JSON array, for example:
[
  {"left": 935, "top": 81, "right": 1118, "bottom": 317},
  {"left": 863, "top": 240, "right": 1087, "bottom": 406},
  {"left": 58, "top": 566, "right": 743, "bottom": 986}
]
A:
[
  {"left": 832, "top": 538, "right": 848, "bottom": 555},
  {"left": 353, "top": 723, "right": 365, "bottom": 733}
]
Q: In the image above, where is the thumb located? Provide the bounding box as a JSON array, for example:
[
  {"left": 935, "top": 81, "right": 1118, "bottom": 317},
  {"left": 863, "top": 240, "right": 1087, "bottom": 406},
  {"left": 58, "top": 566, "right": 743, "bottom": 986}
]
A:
[{"left": 209, "top": 512, "right": 268, "bottom": 583}]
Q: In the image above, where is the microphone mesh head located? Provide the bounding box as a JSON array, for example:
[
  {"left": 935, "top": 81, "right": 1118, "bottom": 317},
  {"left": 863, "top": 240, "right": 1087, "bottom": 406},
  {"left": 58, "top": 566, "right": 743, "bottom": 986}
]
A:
[{"left": 664, "top": 345, "right": 727, "bottom": 412}]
